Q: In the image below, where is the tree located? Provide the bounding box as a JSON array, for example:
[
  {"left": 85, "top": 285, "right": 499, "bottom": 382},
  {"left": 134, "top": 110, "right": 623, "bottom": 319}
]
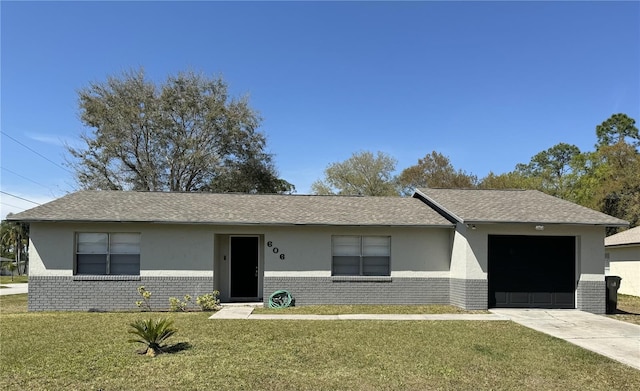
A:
[
  {"left": 504, "top": 113, "right": 640, "bottom": 231},
  {"left": 208, "top": 154, "right": 295, "bottom": 194},
  {"left": 562, "top": 151, "right": 603, "bottom": 209},
  {"left": 568, "top": 145, "right": 640, "bottom": 231},
  {"left": 592, "top": 143, "right": 640, "bottom": 229},
  {"left": 478, "top": 171, "right": 542, "bottom": 190},
  {"left": 595, "top": 113, "right": 639, "bottom": 147},
  {"left": 514, "top": 143, "right": 581, "bottom": 198},
  {"left": 397, "top": 151, "right": 477, "bottom": 195},
  {"left": 1, "top": 259, "right": 18, "bottom": 281},
  {"left": 477, "top": 113, "right": 638, "bottom": 230},
  {"left": 590, "top": 114, "right": 640, "bottom": 229},
  {"left": 311, "top": 151, "right": 399, "bottom": 196},
  {"left": 0, "top": 217, "right": 29, "bottom": 275},
  {"left": 67, "top": 69, "right": 293, "bottom": 193}
]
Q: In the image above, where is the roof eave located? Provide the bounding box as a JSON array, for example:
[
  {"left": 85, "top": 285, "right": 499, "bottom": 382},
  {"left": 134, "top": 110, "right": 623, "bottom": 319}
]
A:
[
  {"left": 412, "top": 189, "right": 463, "bottom": 224},
  {"left": 16, "top": 218, "right": 453, "bottom": 228},
  {"left": 605, "top": 242, "right": 640, "bottom": 248},
  {"left": 461, "top": 220, "right": 629, "bottom": 227}
]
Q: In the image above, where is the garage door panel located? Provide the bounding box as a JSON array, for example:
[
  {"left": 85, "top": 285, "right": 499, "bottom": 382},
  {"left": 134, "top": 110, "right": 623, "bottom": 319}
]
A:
[
  {"left": 554, "top": 292, "right": 575, "bottom": 307},
  {"left": 489, "top": 235, "right": 575, "bottom": 309},
  {"left": 531, "top": 292, "right": 553, "bottom": 306},
  {"left": 510, "top": 292, "right": 531, "bottom": 305},
  {"left": 494, "top": 292, "right": 508, "bottom": 306}
]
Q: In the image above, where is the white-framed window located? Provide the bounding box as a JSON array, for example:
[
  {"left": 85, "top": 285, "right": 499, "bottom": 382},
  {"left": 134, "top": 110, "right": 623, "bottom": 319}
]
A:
[
  {"left": 76, "top": 233, "right": 141, "bottom": 275},
  {"left": 332, "top": 236, "right": 390, "bottom": 276}
]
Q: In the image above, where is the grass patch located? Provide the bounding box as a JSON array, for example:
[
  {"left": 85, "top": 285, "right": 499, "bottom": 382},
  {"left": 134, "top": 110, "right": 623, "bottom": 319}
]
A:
[
  {"left": 253, "top": 304, "right": 488, "bottom": 315},
  {"left": 609, "top": 294, "right": 640, "bottom": 325},
  {"left": 0, "top": 293, "right": 27, "bottom": 313},
  {"left": 1, "top": 295, "right": 639, "bottom": 390},
  {"left": 0, "top": 275, "right": 28, "bottom": 284}
]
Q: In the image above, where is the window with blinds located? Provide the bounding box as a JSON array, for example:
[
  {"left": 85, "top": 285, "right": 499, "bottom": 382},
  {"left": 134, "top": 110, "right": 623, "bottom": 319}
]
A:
[
  {"left": 76, "top": 233, "right": 141, "bottom": 275},
  {"left": 332, "top": 236, "right": 390, "bottom": 276}
]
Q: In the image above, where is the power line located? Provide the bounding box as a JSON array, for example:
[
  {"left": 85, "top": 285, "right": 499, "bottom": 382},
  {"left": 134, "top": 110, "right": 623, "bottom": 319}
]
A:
[
  {"left": 0, "top": 201, "right": 27, "bottom": 211},
  {"left": 1, "top": 166, "right": 52, "bottom": 190},
  {"left": 1, "top": 131, "right": 75, "bottom": 174},
  {"left": 0, "top": 191, "right": 42, "bottom": 205}
]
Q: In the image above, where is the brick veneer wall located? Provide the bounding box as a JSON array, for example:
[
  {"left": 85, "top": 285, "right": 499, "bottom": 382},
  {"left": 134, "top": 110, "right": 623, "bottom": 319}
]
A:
[
  {"left": 449, "top": 278, "right": 488, "bottom": 310},
  {"left": 28, "top": 275, "right": 604, "bottom": 313},
  {"left": 27, "top": 276, "right": 215, "bottom": 312},
  {"left": 263, "top": 277, "right": 450, "bottom": 306},
  {"left": 577, "top": 280, "right": 606, "bottom": 314}
]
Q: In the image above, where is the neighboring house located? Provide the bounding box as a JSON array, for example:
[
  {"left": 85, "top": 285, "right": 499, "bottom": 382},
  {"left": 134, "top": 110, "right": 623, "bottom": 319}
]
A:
[
  {"left": 8, "top": 189, "right": 627, "bottom": 313},
  {"left": 605, "top": 226, "right": 640, "bottom": 297}
]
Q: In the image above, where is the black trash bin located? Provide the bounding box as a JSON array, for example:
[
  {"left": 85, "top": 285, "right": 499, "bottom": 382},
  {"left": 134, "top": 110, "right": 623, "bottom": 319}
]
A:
[{"left": 605, "top": 276, "right": 622, "bottom": 314}]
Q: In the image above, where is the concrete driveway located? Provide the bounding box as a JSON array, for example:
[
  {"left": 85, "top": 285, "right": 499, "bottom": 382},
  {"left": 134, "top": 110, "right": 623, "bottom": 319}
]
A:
[
  {"left": 490, "top": 308, "right": 640, "bottom": 370},
  {"left": 0, "top": 283, "right": 28, "bottom": 296}
]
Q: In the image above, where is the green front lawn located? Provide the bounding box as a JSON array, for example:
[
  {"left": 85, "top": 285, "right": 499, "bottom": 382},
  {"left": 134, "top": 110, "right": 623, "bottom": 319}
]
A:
[
  {"left": 610, "top": 294, "right": 640, "bottom": 325},
  {"left": 0, "top": 293, "right": 27, "bottom": 313},
  {"left": 1, "top": 295, "right": 639, "bottom": 390},
  {"left": 0, "top": 275, "right": 28, "bottom": 284}
]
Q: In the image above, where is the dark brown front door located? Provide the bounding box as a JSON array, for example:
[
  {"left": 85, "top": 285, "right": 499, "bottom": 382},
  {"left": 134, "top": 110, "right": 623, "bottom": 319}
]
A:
[{"left": 230, "top": 236, "right": 259, "bottom": 298}]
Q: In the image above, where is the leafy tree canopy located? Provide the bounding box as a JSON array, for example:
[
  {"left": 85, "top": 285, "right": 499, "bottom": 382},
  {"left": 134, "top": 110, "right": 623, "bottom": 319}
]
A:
[
  {"left": 595, "top": 113, "right": 639, "bottom": 148},
  {"left": 67, "top": 68, "right": 293, "bottom": 194},
  {"left": 478, "top": 171, "right": 543, "bottom": 190},
  {"left": 0, "top": 216, "right": 29, "bottom": 275},
  {"left": 480, "top": 113, "right": 639, "bottom": 230},
  {"left": 311, "top": 151, "right": 398, "bottom": 196},
  {"left": 397, "top": 151, "right": 478, "bottom": 195},
  {"left": 514, "top": 143, "right": 581, "bottom": 198},
  {"left": 586, "top": 143, "right": 640, "bottom": 229}
]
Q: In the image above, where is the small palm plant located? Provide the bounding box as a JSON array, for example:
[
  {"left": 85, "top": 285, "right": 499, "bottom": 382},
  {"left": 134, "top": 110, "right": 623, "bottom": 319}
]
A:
[{"left": 128, "top": 318, "right": 177, "bottom": 357}]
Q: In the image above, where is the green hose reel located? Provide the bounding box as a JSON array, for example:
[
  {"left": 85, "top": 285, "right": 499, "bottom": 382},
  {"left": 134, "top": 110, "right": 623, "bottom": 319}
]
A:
[{"left": 268, "top": 290, "right": 294, "bottom": 308}]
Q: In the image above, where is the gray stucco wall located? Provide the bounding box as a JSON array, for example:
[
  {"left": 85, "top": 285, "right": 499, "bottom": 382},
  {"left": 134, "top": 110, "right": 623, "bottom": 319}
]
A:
[
  {"left": 25, "top": 221, "right": 611, "bottom": 313},
  {"left": 263, "top": 226, "right": 452, "bottom": 273},
  {"left": 28, "top": 222, "right": 461, "bottom": 310},
  {"left": 29, "top": 222, "right": 216, "bottom": 276}
]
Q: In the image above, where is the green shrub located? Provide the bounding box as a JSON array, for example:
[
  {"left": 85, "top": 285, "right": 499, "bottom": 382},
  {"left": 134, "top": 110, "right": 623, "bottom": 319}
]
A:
[
  {"left": 135, "top": 286, "right": 152, "bottom": 311},
  {"left": 169, "top": 295, "right": 192, "bottom": 312},
  {"left": 128, "top": 317, "right": 177, "bottom": 357},
  {"left": 196, "top": 291, "right": 221, "bottom": 311}
]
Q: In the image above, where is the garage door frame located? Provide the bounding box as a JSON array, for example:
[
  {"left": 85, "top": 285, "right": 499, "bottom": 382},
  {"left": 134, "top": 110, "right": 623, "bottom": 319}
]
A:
[{"left": 488, "top": 235, "right": 576, "bottom": 309}]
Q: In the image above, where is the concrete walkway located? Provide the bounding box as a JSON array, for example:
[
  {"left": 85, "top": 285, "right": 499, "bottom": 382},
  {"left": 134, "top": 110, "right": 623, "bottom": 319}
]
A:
[
  {"left": 0, "top": 283, "right": 28, "bottom": 296},
  {"left": 209, "top": 305, "right": 509, "bottom": 321},
  {"left": 490, "top": 308, "right": 640, "bottom": 370}
]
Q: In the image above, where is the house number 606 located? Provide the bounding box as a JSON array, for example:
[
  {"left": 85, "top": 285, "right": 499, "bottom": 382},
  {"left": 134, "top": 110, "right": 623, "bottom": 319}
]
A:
[{"left": 266, "top": 241, "right": 285, "bottom": 260}]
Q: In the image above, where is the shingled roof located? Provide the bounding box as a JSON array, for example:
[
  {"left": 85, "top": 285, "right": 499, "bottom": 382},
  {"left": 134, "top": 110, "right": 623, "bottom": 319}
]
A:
[
  {"left": 8, "top": 190, "right": 453, "bottom": 227},
  {"left": 605, "top": 226, "right": 640, "bottom": 247},
  {"left": 414, "top": 188, "right": 628, "bottom": 226}
]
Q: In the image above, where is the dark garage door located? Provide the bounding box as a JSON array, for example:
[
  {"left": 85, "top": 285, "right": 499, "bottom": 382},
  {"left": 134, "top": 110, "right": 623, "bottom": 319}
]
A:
[{"left": 488, "top": 235, "right": 575, "bottom": 309}]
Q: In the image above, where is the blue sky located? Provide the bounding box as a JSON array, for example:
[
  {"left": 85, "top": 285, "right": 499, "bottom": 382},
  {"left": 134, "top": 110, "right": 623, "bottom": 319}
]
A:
[{"left": 1, "top": 1, "right": 639, "bottom": 218}]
